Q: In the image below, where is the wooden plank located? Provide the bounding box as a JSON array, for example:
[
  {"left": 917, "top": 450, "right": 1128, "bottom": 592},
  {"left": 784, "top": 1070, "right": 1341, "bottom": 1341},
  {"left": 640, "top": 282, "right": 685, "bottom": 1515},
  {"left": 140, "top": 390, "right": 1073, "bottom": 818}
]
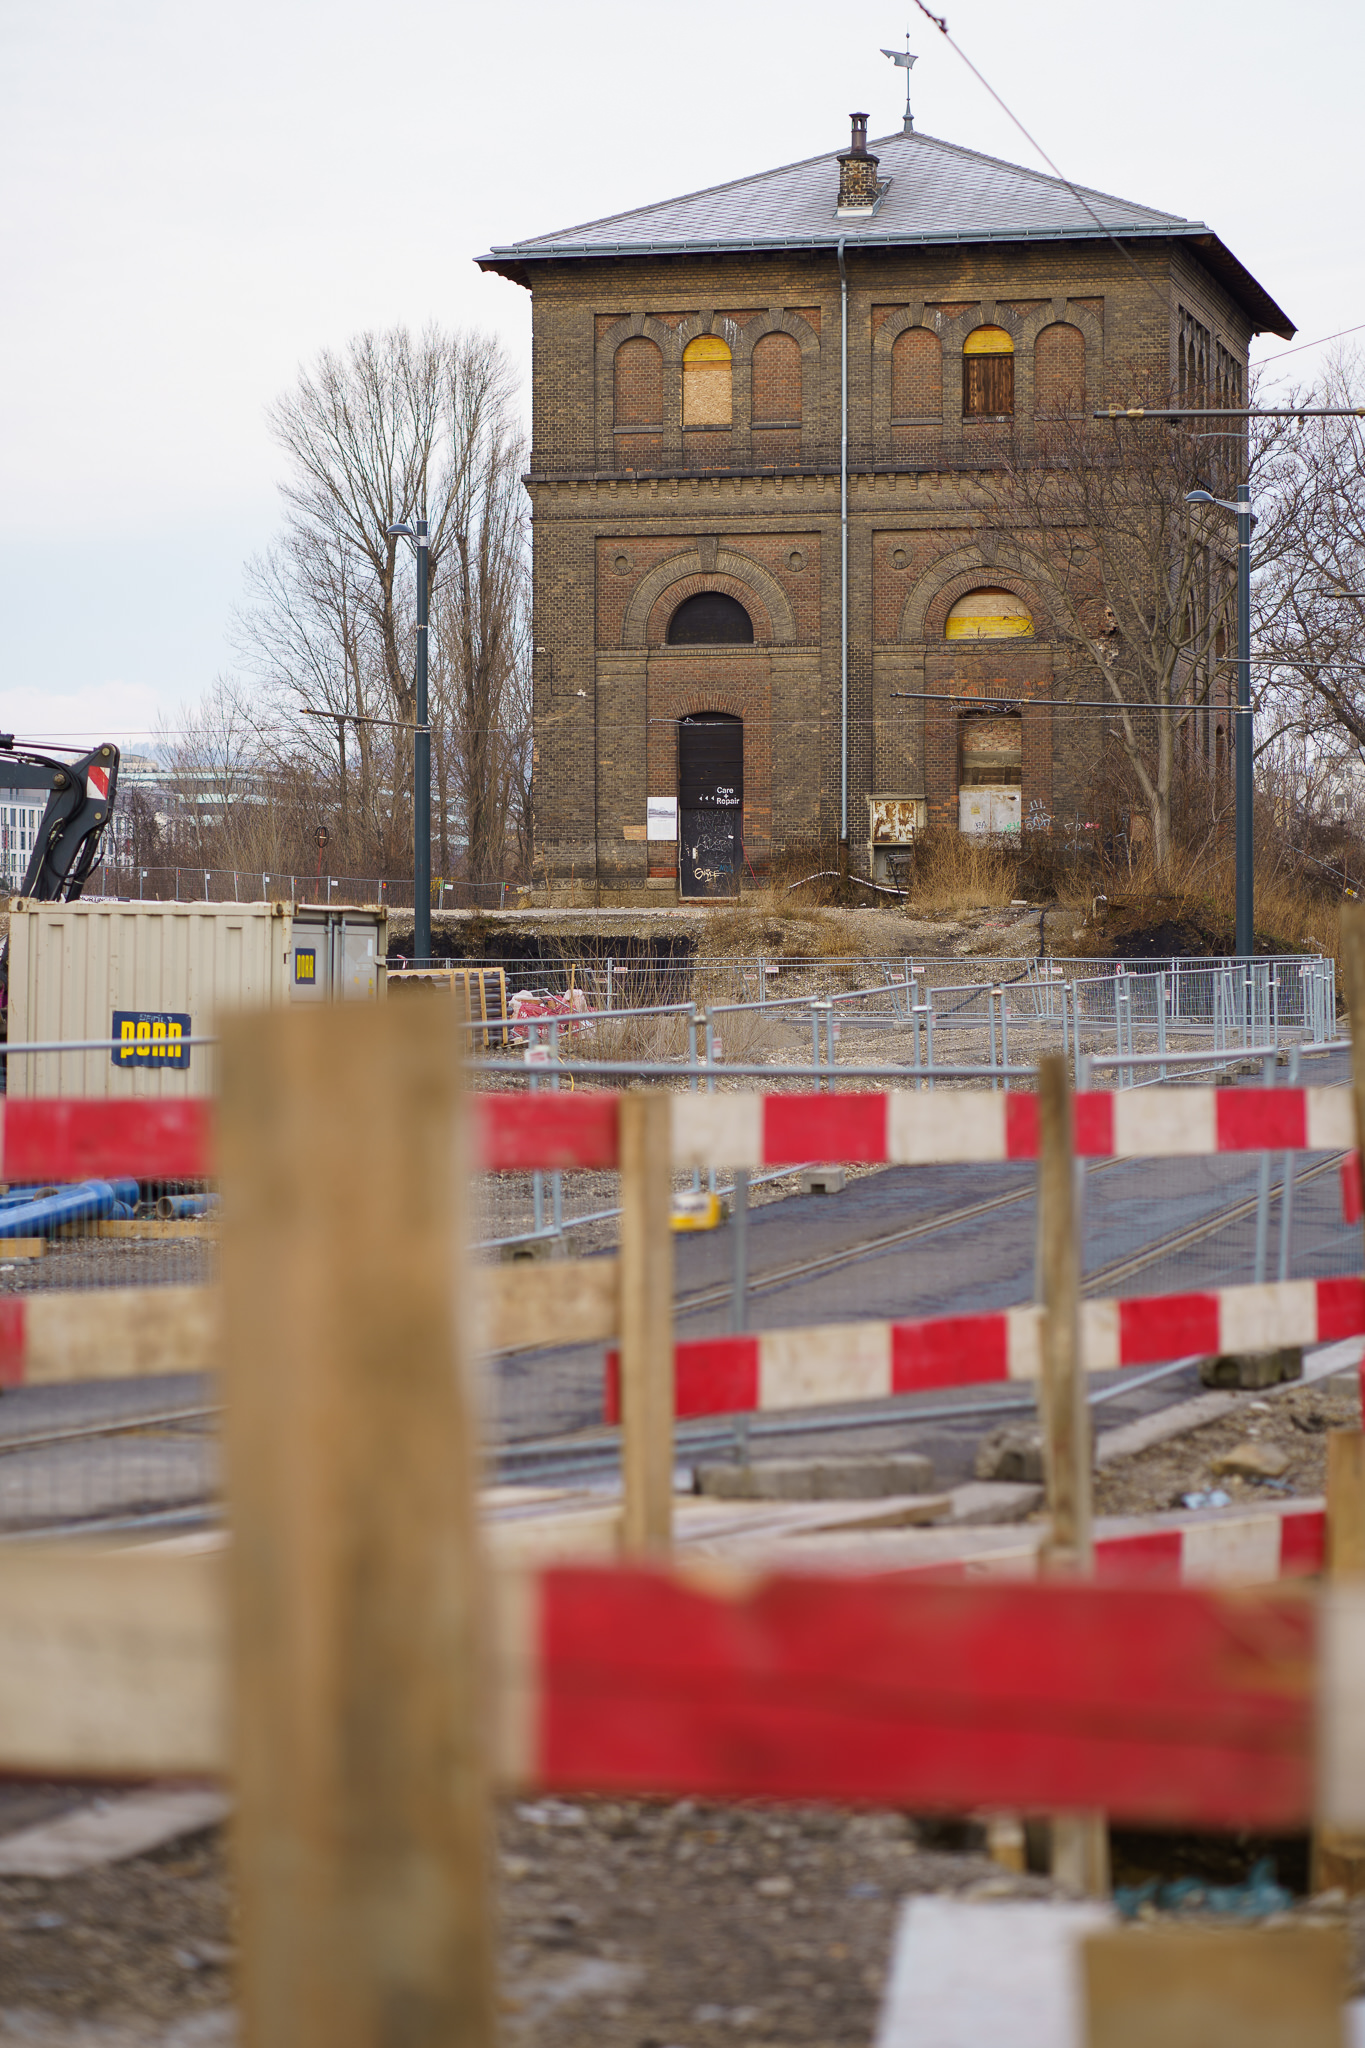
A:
[
  {"left": 0, "top": 1098, "right": 214, "bottom": 1181},
  {"left": 0, "top": 1554, "right": 1323, "bottom": 1827},
  {"left": 25, "top": 1284, "right": 218, "bottom": 1383},
  {"left": 1083, "top": 1923, "right": 1345, "bottom": 2048},
  {"left": 0, "top": 1238, "right": 44, "bottom": 1260},
  {"left": 218, "top": 997, "right": 497, "bottom": 2048},
  {"left": 619, "top": 1092, "right": 675, "bottom": 1555},
  {"left": 476, "top": 1257, "right": 618, "bottom": 1354},
  {"left": 534, "top": 1567, "right": 1314, "bottom": 1825},
  {"left": 0, "top": 1544, "right": 225, "bottom": 1775},
  {"left": 92, "top": 1218, "right": 215, "bottom": 1240}
]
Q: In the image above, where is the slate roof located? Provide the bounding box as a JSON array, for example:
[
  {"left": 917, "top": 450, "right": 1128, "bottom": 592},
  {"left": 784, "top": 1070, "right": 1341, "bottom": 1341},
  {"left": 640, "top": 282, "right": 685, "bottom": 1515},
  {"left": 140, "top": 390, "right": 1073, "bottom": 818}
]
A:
[{"left": 479, "top": 127, "right": 1293, "bottom": 338}]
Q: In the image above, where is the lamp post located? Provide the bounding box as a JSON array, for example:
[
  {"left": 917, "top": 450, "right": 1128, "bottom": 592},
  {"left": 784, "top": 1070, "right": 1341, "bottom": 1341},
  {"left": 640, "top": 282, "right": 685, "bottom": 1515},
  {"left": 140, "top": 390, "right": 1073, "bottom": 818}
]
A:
[
  {"left": 386, "top": 515, "right": 431, "bottom": 965},
  {"left": 1186, "top": 483, "right": 1254, "bottom": 958}
]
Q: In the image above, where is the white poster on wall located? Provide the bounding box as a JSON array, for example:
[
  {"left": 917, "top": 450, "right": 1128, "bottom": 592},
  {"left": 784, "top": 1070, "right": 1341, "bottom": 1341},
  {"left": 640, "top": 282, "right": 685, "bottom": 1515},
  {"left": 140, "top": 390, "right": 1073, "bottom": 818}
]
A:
[{"left": 646, "top": 797, "right": 679, "bottom": 840}]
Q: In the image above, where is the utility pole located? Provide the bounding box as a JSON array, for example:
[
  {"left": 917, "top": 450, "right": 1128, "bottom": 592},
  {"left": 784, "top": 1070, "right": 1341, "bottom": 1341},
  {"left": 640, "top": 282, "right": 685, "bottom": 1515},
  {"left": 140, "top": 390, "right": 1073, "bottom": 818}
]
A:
[
  {"left": 1234, "top": 482, "right": 1253, "bottom": 958},
  {"left": 414, "top": 516, "right": 430, "bottom": 966},
  {"left": 386, "top": 516, "right": 431, "bottom": 965}
]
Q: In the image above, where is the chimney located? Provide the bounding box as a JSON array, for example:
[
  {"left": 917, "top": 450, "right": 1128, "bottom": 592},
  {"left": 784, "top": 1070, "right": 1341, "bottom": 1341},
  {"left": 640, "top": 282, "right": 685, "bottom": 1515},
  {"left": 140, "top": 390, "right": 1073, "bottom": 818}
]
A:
[{"left": 837, "top": 112, "right": 880, "bottom": 213}]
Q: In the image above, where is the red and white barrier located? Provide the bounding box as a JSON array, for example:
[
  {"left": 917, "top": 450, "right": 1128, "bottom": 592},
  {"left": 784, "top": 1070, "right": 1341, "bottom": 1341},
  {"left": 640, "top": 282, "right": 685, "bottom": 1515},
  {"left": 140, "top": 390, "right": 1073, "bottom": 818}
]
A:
[
  {"left": 0, "top": 1099, "right": 214, "bottom": 1184},
  {"left": 498, "top": 1562, "right": 1346, "bottom": 1828},
  {"left": 0, "top": 1086, "right": 1353, "bottom": 1182},
  {"left": 604, "top": 1276, "right": 1365, "bottom": 1423},
  {"left": 6, "top": 1547, "right": 1361, "bottom": 1829},
  {"left": 887, "top": 1502, "right": 1327, "bottom": 1588},
  {"left": 476, "top": 1087, "right": 1355, "bottom": 1174}
]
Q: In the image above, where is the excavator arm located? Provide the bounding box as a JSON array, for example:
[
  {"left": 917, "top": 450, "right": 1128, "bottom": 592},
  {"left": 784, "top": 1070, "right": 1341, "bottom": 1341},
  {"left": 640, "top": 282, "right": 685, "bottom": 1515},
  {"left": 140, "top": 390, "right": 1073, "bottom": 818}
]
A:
[{"left": 0, "top": 738, "right": 120, "bottom": 902}]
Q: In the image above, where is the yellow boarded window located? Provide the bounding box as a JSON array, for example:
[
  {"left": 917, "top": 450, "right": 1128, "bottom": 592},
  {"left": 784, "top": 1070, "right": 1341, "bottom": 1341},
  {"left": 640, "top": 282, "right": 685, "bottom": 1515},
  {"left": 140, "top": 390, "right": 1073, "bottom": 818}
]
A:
[
  {"left": 683, "top": 335, "right": 732, "bottom": 426},
  {"left": 962, "top": 326, "right": 1014, "bottom": 356},
  {"left": 945, "top": 589, "right": 1034, "bottom": 640},
  {"left": 962, "top": 326, "right": 1014, "bottom": 418}
]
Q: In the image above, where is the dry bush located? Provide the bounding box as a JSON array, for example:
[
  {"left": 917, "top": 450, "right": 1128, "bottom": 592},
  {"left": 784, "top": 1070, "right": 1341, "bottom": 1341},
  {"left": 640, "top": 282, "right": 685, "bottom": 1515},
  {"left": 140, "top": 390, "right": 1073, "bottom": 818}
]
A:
[{"left": 896, "top": 829, "right": 1026, "bottom": 913}]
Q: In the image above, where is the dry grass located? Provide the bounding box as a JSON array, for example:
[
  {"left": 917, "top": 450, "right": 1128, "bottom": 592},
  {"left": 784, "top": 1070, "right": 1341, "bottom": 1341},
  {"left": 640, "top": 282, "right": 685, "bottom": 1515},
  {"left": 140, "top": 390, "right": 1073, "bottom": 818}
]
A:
[
  {"left": 576, "top": 1001, "right": 782, "bottom": 1066},
  {"left": 1078, "top": 842, "right": 1342, "bottom": 961}
]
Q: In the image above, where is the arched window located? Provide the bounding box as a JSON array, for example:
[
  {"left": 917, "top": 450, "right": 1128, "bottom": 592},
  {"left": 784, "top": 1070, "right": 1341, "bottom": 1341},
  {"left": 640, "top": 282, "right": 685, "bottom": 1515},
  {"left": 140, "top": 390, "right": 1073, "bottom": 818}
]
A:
[
  {"left": 683, "top": 335, "right": 732, "bottom": 427},
  {"left": 892, "top": 327, "right": 942, "bottom": 421},
  {"left": 614, "top": 336, "right": 663, "bottom": 429},
  {"left": 667, "top": 592, "right": 754, "bottom": 645},
  {"left": 1034, "top": 323, "right": 1085, "bottom": 415},
  {"left": 945, "top": 589, "right": 1033, "bottom": 640},
  {"left": 963, "top": 326, "right": 1014, "bottom": 419},
  {"left": 751, "top": 332, "right": 801, "bottom": 425}
]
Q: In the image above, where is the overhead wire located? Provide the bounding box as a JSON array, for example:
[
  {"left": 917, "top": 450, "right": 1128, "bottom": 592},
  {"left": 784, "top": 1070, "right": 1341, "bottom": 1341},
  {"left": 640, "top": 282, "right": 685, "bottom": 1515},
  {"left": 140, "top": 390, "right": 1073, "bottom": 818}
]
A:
[{"left": 908, "top": 0, "right": 1173, "bottom": 322}]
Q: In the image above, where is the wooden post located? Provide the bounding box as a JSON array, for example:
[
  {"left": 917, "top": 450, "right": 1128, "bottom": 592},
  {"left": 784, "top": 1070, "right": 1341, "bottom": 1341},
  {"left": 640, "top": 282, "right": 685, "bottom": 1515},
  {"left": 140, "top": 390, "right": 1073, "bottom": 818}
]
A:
[
  {"left": 1314, "top": 1429, "right": 1365, "bottom": 1894},
  {"left": 218, "top": 999, "right": 497, "bottom": 2048},
  {"left": 1316, "top": 906, "right": 1365, "bottom": 1893},
  {"left": 1038, "top": 1052, "right": 1093, "bottom": 1572},
  {"left": 1037, "top": 1051, "right": 1107, "bottom": 1896},
  {"left": 619, "top": 1091, "right": 675, "bottom": 1554}
]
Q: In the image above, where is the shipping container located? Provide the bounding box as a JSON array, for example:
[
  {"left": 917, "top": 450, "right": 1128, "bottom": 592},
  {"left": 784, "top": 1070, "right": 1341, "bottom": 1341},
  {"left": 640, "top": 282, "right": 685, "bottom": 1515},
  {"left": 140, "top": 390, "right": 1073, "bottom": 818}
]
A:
[{"left": 4, "top": 900, "right": 387, "bottom": 1098}]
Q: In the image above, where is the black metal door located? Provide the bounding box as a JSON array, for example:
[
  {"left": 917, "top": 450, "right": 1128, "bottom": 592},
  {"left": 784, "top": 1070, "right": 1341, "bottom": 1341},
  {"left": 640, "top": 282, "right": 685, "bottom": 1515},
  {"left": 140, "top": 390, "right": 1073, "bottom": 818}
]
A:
[{"left": 678, "top": 714, "right": 742, "bottom": 899}]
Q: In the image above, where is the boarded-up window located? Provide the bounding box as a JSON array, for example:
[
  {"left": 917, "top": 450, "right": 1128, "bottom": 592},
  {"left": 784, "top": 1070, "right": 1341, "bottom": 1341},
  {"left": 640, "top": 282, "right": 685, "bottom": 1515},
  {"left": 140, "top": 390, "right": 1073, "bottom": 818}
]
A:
[
  {"left": 1034, "top": 322, "right": 1085, "bottom": 414},
  {"left": 891, "top": 327, "right": 942, "bottom": 419},
  {"left": 945, "top": 590, "right": 1033, "bottom": 640},
  {"left": 683, "top": 335, "right": 732, "bottom": 426},
  {"left": 614, "top": 335, "right": 663, "bottom": 427},
  {"left": 751, "top": 332, "right": 802, "bottom": 424},
  {"left": 963, "top": 325, "right": 1014, "bottom": 419},
  {"left": 667, "top": 592, "right": 754, "bottom": 645},
  {"left": 960, "top": 712, "right": 1022, "bottom": 786}
]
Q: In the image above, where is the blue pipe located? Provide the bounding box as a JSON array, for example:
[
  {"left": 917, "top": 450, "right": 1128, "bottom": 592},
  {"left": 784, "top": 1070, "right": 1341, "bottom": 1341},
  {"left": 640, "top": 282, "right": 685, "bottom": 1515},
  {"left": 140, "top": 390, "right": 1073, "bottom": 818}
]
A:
[
  {"left": 153, "top": 1193, "right": 219, "bottom": 1220},
  {"left": 0, "top": 1178, "right": 140, "bottom": 1239}
]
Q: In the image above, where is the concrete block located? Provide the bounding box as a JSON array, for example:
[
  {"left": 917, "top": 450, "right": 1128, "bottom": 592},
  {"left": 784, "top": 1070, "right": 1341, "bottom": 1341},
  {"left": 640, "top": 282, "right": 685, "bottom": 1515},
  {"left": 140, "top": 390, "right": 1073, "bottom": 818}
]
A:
[
  {"left": 799, "top": 1165, "right": 847, "bottom": 1195},
  {"left": 1199, "top": 1346, "right": 1303, "bottom": 1390},
  {"left": 875, "top": 1896, "right": 1114, "bottom": 2048},
  {"left": 695, "top": 1453, "right": 936, "bottom": 1501},
  {"left": 499, "top": 1233, "right": 567, "bottom": 1264},
  {"left": 942, "top": 1481, "right": 1045, "bottom": 1525},
  {"left": 974, "top": 1425, "right": 1045, "bottom": 1485}
]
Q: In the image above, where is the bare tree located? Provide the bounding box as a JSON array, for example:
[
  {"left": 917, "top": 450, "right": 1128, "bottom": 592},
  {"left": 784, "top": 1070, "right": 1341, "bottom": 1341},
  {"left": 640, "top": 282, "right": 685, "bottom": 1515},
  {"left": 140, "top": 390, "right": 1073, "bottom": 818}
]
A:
[
  {"left": 1252, "top": 352, "right": 1365, "bottom": 781},
  {"left": 433, "top": 341, "right": 531, "bottom": 883},
  {"left": 233, "top": 325, "right": 531, "bottom": 889},
  {"left": 982, "top": 387, "right": 1260, "bottom": 872}
]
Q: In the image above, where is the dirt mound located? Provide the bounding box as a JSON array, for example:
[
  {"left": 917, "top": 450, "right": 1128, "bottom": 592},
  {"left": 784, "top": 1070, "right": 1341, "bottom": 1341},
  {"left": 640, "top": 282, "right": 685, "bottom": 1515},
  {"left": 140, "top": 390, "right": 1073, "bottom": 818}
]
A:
[{"left": 1071, "top": 897, "right": 1308, "bottom": 961}]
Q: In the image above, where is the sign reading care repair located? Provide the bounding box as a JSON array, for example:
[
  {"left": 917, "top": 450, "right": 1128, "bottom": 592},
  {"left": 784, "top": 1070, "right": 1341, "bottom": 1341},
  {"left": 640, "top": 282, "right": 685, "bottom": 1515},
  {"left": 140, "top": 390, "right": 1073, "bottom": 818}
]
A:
[{"left": 112, "top": 1010, "right": 191, "bottom": 1068}]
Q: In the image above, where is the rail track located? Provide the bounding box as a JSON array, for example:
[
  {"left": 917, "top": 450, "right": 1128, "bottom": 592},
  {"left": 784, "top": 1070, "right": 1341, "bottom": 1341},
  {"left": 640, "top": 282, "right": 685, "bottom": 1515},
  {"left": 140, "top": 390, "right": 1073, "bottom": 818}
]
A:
[{"left": 0, "top": 1150, "right": 1352, "bottom": 1516}]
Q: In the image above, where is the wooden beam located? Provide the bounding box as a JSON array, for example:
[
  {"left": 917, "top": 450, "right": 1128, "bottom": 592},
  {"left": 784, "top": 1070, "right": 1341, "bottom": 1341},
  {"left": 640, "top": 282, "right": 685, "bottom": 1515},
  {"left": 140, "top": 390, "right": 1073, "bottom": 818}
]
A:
[
  {"left": 1084, "top": 1922, "right": 1345, "bottom": 2048},
  {"left": 1038, "top": 1052, "right": 1092, "bottom": 1572},
  {"left": 24, "top": 1285, "right": 217, "bottom": 1383},
  {"left": 619, "top": 1093, "right": 675, "bottom": 1554},
  {"left": 476, "top": 1257, "right": 618, "bottom": 1354},
  {"left": 0, "top": 1545, "right": 225, "bottom": 1776},
  {"left": 1038, "top": 1051, "right": 1107, "bottom": 1896},
  {"left": 218, "top": 998, "right": 497, "bottom": 2048}
]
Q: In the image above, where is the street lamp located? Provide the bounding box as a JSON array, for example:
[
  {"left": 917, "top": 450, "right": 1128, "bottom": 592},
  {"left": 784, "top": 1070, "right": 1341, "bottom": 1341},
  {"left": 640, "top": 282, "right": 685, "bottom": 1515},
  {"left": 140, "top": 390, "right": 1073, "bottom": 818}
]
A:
[
  {"left": 386, "top": 516, "right": 431, "bottom": 965},
  {"left": 1186, "top": 483, "right": 1254, "bottom": 958}
]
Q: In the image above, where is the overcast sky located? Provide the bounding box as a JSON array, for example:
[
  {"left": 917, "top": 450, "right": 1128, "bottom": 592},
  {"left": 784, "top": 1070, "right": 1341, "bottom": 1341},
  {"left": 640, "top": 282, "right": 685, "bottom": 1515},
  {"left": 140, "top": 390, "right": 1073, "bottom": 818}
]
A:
[{"left": 1, "top": 0, "right": 1360, "bottom": 754}]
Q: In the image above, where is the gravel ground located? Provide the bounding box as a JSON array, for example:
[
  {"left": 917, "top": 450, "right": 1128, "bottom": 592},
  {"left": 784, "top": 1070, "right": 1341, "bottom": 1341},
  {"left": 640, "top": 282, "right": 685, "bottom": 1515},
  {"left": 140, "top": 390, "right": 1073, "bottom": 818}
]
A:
[
  {"left": 1093, "top": 1372, "right": 1362, "bottom": 1518},
  {"left": 7, "top": 1798, "right": 1365, "bottom": 2047},
  {"left": 0, "top": 1803, "right": 1054, "bottom": 2045}
]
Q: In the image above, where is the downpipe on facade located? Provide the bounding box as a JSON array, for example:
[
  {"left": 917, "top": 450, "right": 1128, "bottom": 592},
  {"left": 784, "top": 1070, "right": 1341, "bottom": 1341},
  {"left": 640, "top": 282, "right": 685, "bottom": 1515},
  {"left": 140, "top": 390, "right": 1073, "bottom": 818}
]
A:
[{"left": 837, "top": 236, "right": 848, "bottom": 849}]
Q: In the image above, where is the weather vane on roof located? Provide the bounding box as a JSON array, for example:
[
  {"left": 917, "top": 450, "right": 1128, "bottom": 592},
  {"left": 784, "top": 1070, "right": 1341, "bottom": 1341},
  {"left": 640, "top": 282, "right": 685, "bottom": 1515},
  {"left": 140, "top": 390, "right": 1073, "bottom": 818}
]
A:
[{"left": 880, "top": 34, "right": 918, "bottom": 134}]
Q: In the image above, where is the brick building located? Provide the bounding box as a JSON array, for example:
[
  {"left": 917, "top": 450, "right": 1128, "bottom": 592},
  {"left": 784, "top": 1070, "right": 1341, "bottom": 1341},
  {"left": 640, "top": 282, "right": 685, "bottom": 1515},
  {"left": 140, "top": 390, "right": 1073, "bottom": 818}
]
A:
[{"left": 479, "top": 116, "right": 1292, "bottom": 900}]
